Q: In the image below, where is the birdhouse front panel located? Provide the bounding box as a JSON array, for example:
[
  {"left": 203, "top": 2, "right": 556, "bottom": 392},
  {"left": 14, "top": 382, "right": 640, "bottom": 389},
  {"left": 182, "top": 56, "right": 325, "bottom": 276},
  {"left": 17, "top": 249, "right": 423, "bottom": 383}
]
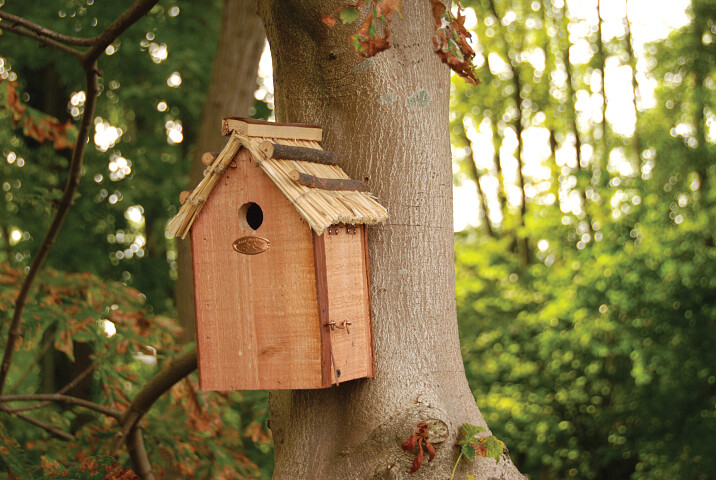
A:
[{"left": 191, "top": 148, "right": 323, "bottom": 390}]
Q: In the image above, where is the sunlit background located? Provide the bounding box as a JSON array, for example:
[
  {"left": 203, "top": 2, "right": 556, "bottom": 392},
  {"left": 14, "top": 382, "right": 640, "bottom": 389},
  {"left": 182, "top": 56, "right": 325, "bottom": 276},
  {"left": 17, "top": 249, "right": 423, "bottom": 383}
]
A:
[{"left": 0, "top": 0, "right": 713, "bottom": 478}]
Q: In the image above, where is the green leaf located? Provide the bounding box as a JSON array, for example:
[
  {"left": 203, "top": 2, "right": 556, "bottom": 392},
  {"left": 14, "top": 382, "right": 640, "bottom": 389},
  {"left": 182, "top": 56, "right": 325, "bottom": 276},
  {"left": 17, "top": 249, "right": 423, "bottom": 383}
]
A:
[
  {"left": 340, "top": 6, "right": 360, "bottom": 24},
  {"left": 461, "top": 443, "right": 476, "bottom": 461},
  {"left": 368, "top": 19, "right": 377, "bottom": 37},
  {"left": 460, "top": 423, "right": 485, "bottom": 440},
  {"left": 483, "top": 436, "right": 505, "bottom": 463}
]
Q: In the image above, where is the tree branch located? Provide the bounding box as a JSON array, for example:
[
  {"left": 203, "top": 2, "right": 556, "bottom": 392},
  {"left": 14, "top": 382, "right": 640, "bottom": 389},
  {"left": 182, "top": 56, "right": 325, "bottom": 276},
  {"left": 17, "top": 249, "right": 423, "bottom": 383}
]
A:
[
  {"left": 3, "top": 410, "right": 75, "bottom": 441},
  {"left": 0, "top": 63, "right": 98, "bottom": 393},
  {"left": 0, "top": 10, "right": 97, "bottom": 45},
  {"left": 126, "top": 426, "right": 156, "bottom": 480},
  {"left": 82, "top": 0, "right": 159, "bottom": 64},
  {"left": 119, "top": 349, "right": 198, "bottom": 439},
  {"left": 0, "top": 0, "right": 159, "bottom": 393},
  {"left": 115, "top": 349, "right": 196, "bottom": 480},
  {"left": 3, "top": 363, "right": 95, "bottom": 413},
  {"left": 0, "top": 393, "right": 121, "bottom": 419},
  {"left": 0, "top": 22, "right": 84, "bottom": 58}
]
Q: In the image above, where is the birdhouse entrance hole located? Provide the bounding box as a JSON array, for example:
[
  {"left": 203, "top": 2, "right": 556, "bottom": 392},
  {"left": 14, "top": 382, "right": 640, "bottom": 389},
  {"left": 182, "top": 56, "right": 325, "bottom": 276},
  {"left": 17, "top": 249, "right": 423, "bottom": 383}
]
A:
[{"left": 239, "top": 202, "right": 263, "bottom": 230}]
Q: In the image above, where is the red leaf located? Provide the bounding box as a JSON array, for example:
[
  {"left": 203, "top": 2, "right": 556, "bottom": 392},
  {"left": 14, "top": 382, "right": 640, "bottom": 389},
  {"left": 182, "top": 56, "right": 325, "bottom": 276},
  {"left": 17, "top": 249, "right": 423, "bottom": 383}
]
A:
[
  {"left": 355, "top": 12, "right": 373, "bottom": 37},
  {"left": 409, "top": 444, "right": 424, "bottom": 474},
  {"left": 426, "top": 441, "right": 436, "bottom": 462},
  {"left": 401, "top": 434, "right": 417, "bottom": 452},
  {"left": 352, "top": 29, "right": 391, "bottom": 58},
  {"left": 321, "top": 15, "right": 336, "bottom": 27}
]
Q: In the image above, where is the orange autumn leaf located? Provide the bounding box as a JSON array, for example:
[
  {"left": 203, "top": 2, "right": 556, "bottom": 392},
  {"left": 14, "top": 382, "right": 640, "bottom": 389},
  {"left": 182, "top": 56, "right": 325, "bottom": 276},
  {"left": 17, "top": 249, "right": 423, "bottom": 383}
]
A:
[
  {"left": 431, "top": 2, "right": 480, "bottom": 85},
  {"left": 430, "top": 0, "right": 446, "bottom": 28},
  {"left": 1, "top": 78, "right": 78, "bottom": 150},
  {"left": 321, "top": 15, "right": 336, "bottom": 27}
]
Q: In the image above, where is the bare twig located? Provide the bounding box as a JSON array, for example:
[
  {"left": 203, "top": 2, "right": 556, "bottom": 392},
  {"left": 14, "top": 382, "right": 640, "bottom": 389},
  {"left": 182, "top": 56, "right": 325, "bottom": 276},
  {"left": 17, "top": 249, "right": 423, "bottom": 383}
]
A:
[
  {"left": 57, "top": 363, "right": 96, "bottom": 395},
  {"left": 0, "top": 10, "right": 98, "bottom": 45},
  {"left": 0, "top": 63, "right": 98, "bottom": 393},
  {"left": 5, "top": 410, "right": 75, "bottom": 441},
  {"left": 0, "top": 0, "right": 159, "bottom": 393},
  {"left": 0, "top": 393, "right": 121, "bottom": 419},
  {"left": 4, "top": 362, "right": 95, "bottom": 413}
]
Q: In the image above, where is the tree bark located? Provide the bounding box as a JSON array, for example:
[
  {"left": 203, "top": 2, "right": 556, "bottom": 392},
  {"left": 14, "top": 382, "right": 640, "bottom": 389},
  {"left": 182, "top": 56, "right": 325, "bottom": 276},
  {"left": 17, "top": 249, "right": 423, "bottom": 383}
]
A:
[
  {"left": 258, "top": 2, "right": 525, "bottom": 479},
  {"left": 175, "top": 0, "right": 266, "bottom": 341}
]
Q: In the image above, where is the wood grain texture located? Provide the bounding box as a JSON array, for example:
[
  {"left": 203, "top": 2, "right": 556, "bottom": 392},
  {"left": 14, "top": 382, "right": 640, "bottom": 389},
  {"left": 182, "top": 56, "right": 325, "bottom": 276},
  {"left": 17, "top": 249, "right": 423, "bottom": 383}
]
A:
[
  {"left": 191, "top": 149, "right": 322, "bottom": 390},
  {"left": 360, "top": 225, "right": 375, "bottom": 378},
  {"left": 312, "top": 233, "right": 334, "bottom": 387},
  {"left": 322, "top": 224, "right": 373, "bottom": 384},
  {"left": 222, "top": 117, "right": 322, "bottom": 141}
]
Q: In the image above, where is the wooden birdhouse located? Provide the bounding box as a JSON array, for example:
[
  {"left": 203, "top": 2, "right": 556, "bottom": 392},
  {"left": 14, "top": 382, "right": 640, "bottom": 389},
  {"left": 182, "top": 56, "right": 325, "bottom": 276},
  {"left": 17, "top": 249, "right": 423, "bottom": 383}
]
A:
[{"left": 167, "top": 118, "right": 388, "bottom": 390}]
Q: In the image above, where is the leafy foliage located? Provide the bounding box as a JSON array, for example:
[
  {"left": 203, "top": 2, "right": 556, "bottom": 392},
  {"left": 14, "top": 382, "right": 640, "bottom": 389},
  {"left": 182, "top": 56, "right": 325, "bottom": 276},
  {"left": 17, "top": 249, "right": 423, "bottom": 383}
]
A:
[
  {"left": 0, "top": 263, "right": 269, "bottom": 478},
  {"left": 322, "top": 0, "right": 402, "bottom": 58},
  {"left": 1, "top": 421, "right": 139, "bottom": 480},
  {"left": 320, "top": 0, "right": 481, "bottom": 84},
  {"left": 430, "top": 1, "right": 480, "bottom": 85},
  {"left": 456, "top": 423, "right": 503, "bottom": 464},
  {"left": 1, "top": 0, "right": 274, "bottom": 476},
  {"left": 0, "top": 79, "right": 78, "bottom": 150},
  {"left": 452, "top": 0, "right": 716, "bottom": 479}
]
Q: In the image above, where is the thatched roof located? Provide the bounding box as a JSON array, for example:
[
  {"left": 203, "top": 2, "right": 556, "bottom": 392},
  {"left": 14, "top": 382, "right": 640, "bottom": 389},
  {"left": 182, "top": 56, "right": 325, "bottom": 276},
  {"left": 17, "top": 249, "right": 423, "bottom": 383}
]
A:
[{"left": 166, "top": 131, "right": 388, "bottom": 239}]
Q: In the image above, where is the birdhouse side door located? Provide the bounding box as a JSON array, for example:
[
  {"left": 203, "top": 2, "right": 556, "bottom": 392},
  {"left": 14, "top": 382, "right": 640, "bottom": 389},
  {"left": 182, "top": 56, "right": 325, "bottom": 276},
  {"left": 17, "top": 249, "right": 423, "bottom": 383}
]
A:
[{"left": 313, "top": 224, "right": 374, "bottom": 386}]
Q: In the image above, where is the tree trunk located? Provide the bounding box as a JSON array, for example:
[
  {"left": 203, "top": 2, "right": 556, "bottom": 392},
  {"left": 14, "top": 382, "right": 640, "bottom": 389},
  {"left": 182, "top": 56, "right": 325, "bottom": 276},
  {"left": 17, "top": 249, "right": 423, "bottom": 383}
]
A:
[
  {"left": 257, "top": 2, "right": 525, "bottom": 479},
  {"left": 175, "top": 0, "right": 265, "bottom": 341}
]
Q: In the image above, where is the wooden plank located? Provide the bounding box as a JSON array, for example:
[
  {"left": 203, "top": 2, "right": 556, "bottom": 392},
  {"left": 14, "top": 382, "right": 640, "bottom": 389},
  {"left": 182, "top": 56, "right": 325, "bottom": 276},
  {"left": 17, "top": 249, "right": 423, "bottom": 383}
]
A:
[
  {"left": 260, "top": 141, "right": 340, "bottom": 166},
  {"left": 290, "top": 170, "right": 368, "bottom": 192},
  {"left": 191, "top": 149, "right": 323, "bottom": 390},
  {"left": 222, "top": 116, "right": 322, "bottom": 141},
  {"left": 360, "top": 225, "right": 375, "bottom": 378},
  {"left": 312, "top": 233, "right": 334, "bottom": 387},
  {"left": 322, "top": 224, "right": 373, "bottom": 384}
]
